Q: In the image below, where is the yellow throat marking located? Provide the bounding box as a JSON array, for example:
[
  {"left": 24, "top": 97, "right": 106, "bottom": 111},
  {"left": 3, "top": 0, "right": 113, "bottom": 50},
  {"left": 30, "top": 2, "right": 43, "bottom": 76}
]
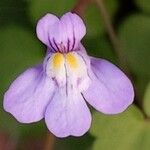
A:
[
  {"left": 66, "top": 53, "right": 78, "bottom": 69},
  {"left": 53, "top": 52, "right": 78, "bottom": 69},
  {"left": 53, "top": 53, "right": 64, "bottom": 69}
]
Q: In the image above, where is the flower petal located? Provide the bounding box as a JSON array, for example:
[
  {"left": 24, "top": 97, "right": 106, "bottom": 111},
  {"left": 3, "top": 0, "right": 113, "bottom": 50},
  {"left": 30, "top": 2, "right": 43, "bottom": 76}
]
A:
[
  {"left": 83, "top": 57, "right": 134, "bottom": 114},
  {"left": 36, "top": 14, "right": 59, "bottom": 47},
  {"left": 59, "top": 12, "right": 86, "bottom": 51},
  {"left": 45, "top": 88, "right": 91, "bottom": 137},
  {"left": 4, "top": 64, "right": 55, "bottom": 123},
  {"left": 37, "top": 12, "right": 86, "bottom": 52}
]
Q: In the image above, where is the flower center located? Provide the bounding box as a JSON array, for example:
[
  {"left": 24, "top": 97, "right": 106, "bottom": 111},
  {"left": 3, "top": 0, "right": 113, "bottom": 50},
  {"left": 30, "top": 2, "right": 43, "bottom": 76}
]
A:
[
  {"left": 52, "top": 52, "right": 78, "bottom": 69},
  {"left": 46, "top": 52, "right": 90, "bottom": 92}
]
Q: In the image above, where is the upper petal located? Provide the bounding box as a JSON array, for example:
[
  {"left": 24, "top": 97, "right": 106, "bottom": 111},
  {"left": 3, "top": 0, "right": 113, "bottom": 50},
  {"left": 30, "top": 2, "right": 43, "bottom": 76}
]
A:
[
  {"left": 3, "top": 64, "right": 55, "bottom": 123},
  {"left": 36, "top": 14, "right": 59, "bottom": 48},
  {"left": 45, "top": 87, "right": 91, "bottom": 138},
  {"left": 59, "top": 12, "right": 86, "bottom": 51},
  {"left": 83, "top": 57, "right": 134, "bottom": 114},
  {"left": 36, "top": 12, "right": 86, "bottom": 52}
]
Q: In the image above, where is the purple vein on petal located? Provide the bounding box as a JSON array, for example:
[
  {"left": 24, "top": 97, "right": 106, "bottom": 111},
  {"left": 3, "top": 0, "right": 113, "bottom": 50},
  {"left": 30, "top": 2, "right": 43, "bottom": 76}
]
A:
[
  {"left": 61, "top": 43, "right": 66, "bottom": 53},
  {"left": 53, "top": 38, "right": 60, "bottom": 52},
  {"left": 48, "top": 36, "right": 56, "bottom": 52},
  {"left": 68, "top": 13, "right": 76, "bottom": 51},
  {"left": 67, "top": 39, "right": 70, "bottom": 53},
  {"left": 71, "top": 35, "right": 76, "bottom": 51}
]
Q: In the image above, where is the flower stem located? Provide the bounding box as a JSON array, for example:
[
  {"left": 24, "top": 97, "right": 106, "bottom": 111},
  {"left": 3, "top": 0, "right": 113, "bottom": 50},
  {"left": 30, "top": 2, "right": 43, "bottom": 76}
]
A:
[{"left": 44, "top": 132, "right": 55, "bottom": 150}]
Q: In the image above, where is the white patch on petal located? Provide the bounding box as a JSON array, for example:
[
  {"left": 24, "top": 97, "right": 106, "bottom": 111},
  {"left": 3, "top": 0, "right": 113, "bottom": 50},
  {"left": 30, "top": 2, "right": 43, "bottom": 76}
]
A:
[
  {"left": 65, "top": 52, "right": 90, "bottom": 91},
  {"left": 46, "top": 53, "right": 66, "bottom": 86},
  {"left": 45, "top": 52, "right": 90, "bottom": 92}
]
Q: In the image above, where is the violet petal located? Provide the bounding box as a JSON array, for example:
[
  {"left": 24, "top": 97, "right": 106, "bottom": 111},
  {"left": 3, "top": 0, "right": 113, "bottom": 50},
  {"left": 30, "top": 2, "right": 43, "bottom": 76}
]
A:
[
  {"left": 4, "top": 64, "right": 55, "bottom": 123},
  {"left": 83, "top": 57, "right": 134, "bottom": 114},
  {"left": 45, "top": 88, "right": 91, "bottom": 138}
]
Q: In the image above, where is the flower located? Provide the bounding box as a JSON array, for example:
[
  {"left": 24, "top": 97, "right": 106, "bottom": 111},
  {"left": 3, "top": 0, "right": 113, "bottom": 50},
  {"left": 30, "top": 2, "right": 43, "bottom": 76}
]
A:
[{"left": 3, "top": 12, "right": 134, "bottom": 138}]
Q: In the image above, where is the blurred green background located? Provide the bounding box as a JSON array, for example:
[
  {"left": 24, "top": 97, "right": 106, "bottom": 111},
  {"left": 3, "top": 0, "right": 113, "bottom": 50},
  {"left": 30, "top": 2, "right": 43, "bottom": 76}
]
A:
[{"left": 0, "top": 0, "right": 150, "bottom": 149}]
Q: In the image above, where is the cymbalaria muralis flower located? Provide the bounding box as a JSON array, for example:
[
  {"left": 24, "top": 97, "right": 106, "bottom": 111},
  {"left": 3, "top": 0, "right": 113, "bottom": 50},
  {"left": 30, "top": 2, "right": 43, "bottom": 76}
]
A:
[{"left": 3, "top": 12, "right": 134, "bottom": 138}]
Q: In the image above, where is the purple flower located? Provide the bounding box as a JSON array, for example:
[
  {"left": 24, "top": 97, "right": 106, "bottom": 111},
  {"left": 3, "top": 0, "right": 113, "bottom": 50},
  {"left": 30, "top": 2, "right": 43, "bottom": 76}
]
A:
[{"left": 3, "top": 12, "right": 134, "bottom": 137}]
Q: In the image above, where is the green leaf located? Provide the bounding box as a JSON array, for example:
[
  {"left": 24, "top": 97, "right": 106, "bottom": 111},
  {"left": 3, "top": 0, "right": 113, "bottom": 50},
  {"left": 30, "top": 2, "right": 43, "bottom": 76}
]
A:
[
  {"left": 84, "top": 5, "right": 103, "bottom": 38},
  {"left": 83, "top": 35, "right": 117, "bottom": 63},
  {"left": 55, "top": 133, "right": 95, "bottom": 150},
  {"left": 0, "top": 25, "right": 44, "bottom": 136},
  {"left": 134, "top": 74, "right": 149, "bottom": 104},
  {"left": 143, "top": 82, "right": 150, "bottom": 117},
  {"left": 18, "top": 121, "right": 46, "bottom": 139},
  {"left": 119, "top": 14, "right": 150, "bottom": 76},
  {"left": 135, "top": 0, "right": 150, "bottom": 14},
  {"left": 29, "top": 0, "right": 76, "bottom": 23},
  {"left": 90, "top": 105, "right": 149, "bottom": 150}
]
